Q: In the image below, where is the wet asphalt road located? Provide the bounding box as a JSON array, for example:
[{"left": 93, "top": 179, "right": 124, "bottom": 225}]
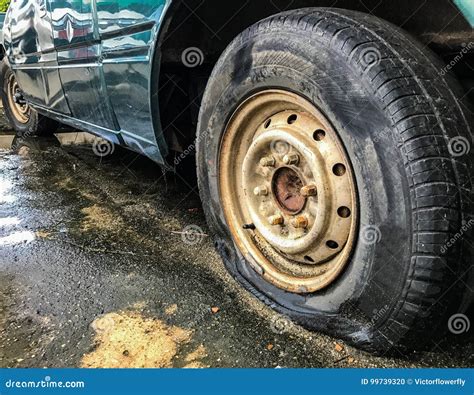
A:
[{"left": 0, "top": 126, "right": 472, "bottom": 368}]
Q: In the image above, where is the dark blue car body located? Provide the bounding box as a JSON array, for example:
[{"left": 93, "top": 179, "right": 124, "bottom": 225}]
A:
[{"left": 3, "top": 0, "right": 169, "bottom": 163}]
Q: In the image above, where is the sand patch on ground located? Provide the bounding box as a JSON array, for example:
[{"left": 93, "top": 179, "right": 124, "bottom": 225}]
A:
[
  {"left": 80, "top": 205, "right": 123, "bottom": 232},
  {"left": 82, "top": 311, "right": 207, "bottom": 368}
]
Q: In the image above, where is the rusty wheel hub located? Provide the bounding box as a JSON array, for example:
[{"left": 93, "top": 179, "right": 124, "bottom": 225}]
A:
[
  {"left": 219, "top": 90, "right": 358, "bottom": 293},
  {"left": 272, "top": 167, "right": 305, "bottom": 214},
  {"left": 7, "top": 74, "right": 30, "bottom": 124}
]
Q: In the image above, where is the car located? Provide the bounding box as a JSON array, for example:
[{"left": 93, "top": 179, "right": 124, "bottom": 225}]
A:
[{"left": 1, "top": 0, "right": 473, "bottom": 354}]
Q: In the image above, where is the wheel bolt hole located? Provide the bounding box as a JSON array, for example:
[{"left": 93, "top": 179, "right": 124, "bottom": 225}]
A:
[
  {"left": 326, "top": 240, "right": 339, "bottom": 249},
  {"left": 333, "top": 163, "right": 346, "bottom": 176},
  {"left": 264, "top": 119, "right": 272, "bottom": 129},
  {"left": 337, "top": 206, "right": 351, "bottom": 218},
  {"left": 304, "top": 255, "right": 315, "bottom": 263},
  {"left": 287, "top": 114, "right": 298, "bottom": 124},
  {"left": 313, "top": 129, "right": 326, "bottom": 141}
]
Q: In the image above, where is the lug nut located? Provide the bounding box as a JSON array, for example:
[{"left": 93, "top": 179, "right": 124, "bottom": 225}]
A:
[
  {"left": 268, "top": 214, "right": 284, "bottom": 226},
  {"left": 260, "top": 156, "right": 276, "bottom": 167},
  {"left": 300, "top": 184, "right": 317, "bottom": 197},
  {"left": 292, "top": 216, "right": 308, "bottom": 229},
  {"left": 253, "top": 186, "right": 269, "bottom": 196},
  {"left": 283, "top": 153, "right": 299, "bottom": 165}
]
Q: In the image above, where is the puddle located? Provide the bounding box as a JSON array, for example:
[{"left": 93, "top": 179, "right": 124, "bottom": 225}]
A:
[
  {"left": 0, "top": 230, "right": 35, "bottom": 246},
  {"left": 82, "top": 311, "right": 207, "bottom": 368}
]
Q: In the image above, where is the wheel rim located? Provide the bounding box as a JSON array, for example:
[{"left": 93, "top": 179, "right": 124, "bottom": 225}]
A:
[
  {"left": 7, "top": 74, "right": 30, "bottom": 124},
  {"left": 219, "top": 90, "right": 358, "bottom": 293}
]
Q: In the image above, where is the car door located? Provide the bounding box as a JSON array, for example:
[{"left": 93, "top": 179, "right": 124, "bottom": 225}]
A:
[
  {"left": 94, "top": 0, "right": 168, "bottom": 161},
  {"left": 6, "top": 0, "right": 69, "bottom": 114},
  {"left": 48, "top": 0, "right": 118, "bottom": 130}
]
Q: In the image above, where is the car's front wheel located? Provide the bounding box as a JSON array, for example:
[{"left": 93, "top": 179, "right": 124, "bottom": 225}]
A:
[
  {"left": 197, "top": 8, "right": 473, "bottom": 353},
  {"left": 1, "top": 59, "right": 59, "bottom": 136}
]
